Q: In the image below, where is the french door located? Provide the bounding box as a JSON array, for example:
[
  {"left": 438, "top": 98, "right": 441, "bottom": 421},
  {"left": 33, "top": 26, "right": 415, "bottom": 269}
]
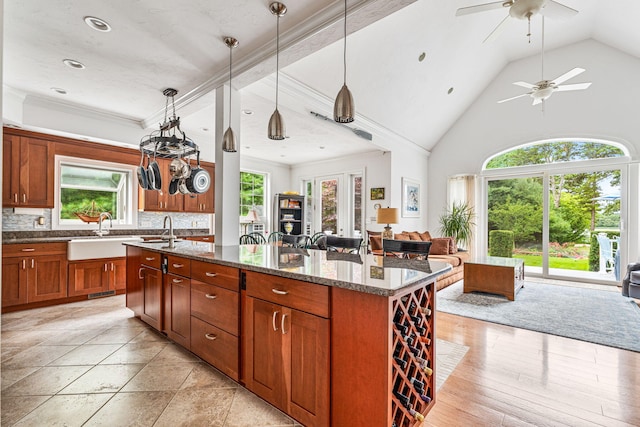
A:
[{"left": 307, "top": 172, "right": 363, "bottom": 238}]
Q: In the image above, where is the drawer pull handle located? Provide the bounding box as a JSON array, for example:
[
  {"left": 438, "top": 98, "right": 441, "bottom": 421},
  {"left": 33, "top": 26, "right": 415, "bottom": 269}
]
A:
[
  {"left": 145, "top": 257, "right": 155, "bottom": 261},
  {"left": 205, "top": 272, "right": 218, "bottom": 277},
  {"left": 205, "top": 333, "right": 217, "bottom": 341},
  {"left": 23, "top": 193, "right": 26, "bottom": 203},
  {"left": 138, "top": 267, "right": 145, "bottom": 279},
  {"left": 22, "top": 259, "right": 26, "bottom": 270},
  {"left": 172, "top": 263, "right": 184, "bottom": 268},
  {"left": 104, "top": 264, "right": 108, "bottom": 272},
  {"left": 205, "top": 294, "right": 217, "bottom": 300},
  {"left": 272, "top": 288, "right": 288, "bottom": 296},
  {"left": 14, "top": 193, "right": 17, "bottom": 203},
  {"left": 21, "top": 248, "right": 35, "bottom": 252},
  {"left": 172, "top": 278, "right": 183, "bottom": 284},
  {"left": 272, "top": 310, "right": 279, "bottom": 331},
  {"left": 281, "top": 313, "right": 288, "bottom": 335},
  {"left": 31, "top": 259, "right": 35, "bottom": 269}
]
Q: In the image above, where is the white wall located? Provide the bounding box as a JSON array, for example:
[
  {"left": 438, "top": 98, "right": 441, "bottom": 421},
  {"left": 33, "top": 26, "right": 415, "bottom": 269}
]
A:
[
  {"left": 389, "top": 142, "right": 430, "bottom": 233},
  {"left": 428, "top": 39, "right": 640, "bottom": 259}
]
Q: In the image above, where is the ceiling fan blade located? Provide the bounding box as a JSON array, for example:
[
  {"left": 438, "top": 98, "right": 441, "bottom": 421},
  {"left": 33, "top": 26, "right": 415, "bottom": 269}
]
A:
[
  {"left": 552, "top": 67, "right": 585, "bottom": 85},
  {"left": 540, "top": 0, "right": 579, "bottom": 20},
  {"left": 497, "top": 93, "right": 530, "bottom": 104},
  {"left": 483, "top": 15, "right": 511, "bottom": 43},
  {"left": 513, "top": 81, "right": 536, "bottom": 89},
  {"left": 456, "top": 1, "right": 505, "bottom": 16},
  {"left": 555, "top": 82, "right": 592, "bottom": 92}
]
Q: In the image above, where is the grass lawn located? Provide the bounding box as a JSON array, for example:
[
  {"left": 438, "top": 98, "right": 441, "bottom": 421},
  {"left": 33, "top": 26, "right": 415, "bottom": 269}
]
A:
[{"left": 513, "top": 254, "right": 589, "bottom": 271}]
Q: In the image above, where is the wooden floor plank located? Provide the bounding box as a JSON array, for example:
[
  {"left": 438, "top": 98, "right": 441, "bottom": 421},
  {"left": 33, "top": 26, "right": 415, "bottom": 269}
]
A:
[{"left": 431, "top": 311, "right": 640, "bottom": 427}]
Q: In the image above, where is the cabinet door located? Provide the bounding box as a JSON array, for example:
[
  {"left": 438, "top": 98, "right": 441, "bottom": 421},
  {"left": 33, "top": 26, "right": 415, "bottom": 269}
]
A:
[
  {"left": 68, "top": 260, "right": 108, "bottom": 296},
  {"left": 2, "top": 136, "right": 20, "bottom": 207},
  {"left": 182, "top": 164, "right": 214, "bottom": 213},
  {"left": 28, "top": 255, "right": 68, "bottom": 302},
  {"left": 287, "top": 308, "right": 330, "bottom": 427},
  {"left": 111, "top": 258, "right": 127, "bottom": 291},
  {"left": 243, "top": 297, "right": 286, "bottom": 410},
  {"left": 20, "top": 138, "right": 54, "bottom": 207},
  {"left": 140, "top": 266, "right": 163, "bottom": 330},
  {"left": 164, "top": 273, "right": 191, "bottom": 349},
  {"left": 161, "top": 158, "right": 183, "bottom": 212},
  {"left": 2, "top": 257, "right": 28, "bottom": 307},
  {"left": 126, "top": 247, "right": 144, "bottom": 317}
]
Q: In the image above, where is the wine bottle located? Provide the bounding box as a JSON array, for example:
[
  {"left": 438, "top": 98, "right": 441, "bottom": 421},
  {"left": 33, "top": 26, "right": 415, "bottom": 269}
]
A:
[
  {"left": 420, "top": 394, "right": 432, "bottom": 404},
  {"left": 408, "top": 345, "right": 422, "bottom": 357},
  {"left": 418, "top": 336, "right": 431, "bottom": 346},
  {"left": 409, "top": 377, "right": 425, "bottom": 391},
  {"left": 415, "top": 356, "right": 433, "bottom": 376},
  {"left": 409, "top": 408, "right": 425, "bottom": 422},
  {"left": 394, "top": 357, "right": 407, "bottom": 370},
  {"left": 410, "top": 315, "right": 424, "bottom": 327},
  {"left": 421, "top": 306, "right": 432, "bottom": 316},
  {"left": 393, "top": 308, "right": 403, "bottom": 323},
  {"left": 415, "top": 325, "right": 427, "bottom": 336},
  {"left": 393, "top": 391, "right": 410, "bottom": 407},
  {"left": 394, "top": 322, "right": 408, "bottom": 335}
]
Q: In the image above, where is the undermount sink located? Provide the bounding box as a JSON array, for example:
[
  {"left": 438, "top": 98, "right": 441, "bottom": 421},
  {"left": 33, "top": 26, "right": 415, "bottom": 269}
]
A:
[{"left": 67, "top": 236, "right": 142, "bottom": 261}]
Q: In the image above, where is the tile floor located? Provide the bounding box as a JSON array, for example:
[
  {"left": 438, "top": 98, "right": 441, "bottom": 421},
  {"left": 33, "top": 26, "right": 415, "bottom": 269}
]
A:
[{"left": 1, "top": 295, "right": 301, "bottom": 426}]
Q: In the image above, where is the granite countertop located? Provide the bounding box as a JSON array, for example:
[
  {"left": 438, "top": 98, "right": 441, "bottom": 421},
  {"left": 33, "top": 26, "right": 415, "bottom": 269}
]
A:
[
  {"left": 125, "top": 241, "right": 451, "bottom": 297},
  {"left": 2, "top": 229, "right": 211, "bottom": 244}
]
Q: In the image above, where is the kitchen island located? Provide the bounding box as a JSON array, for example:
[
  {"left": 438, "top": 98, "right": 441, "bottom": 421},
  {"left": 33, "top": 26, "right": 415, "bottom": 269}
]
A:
[{"left": 125, "top": 240, "right": 451, "bottom": 427}]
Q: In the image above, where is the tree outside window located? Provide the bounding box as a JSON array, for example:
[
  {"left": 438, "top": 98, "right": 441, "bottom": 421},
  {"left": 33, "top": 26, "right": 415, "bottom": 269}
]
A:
[{"left": 240, "top": 172, "right": 266, "bottom": 217}]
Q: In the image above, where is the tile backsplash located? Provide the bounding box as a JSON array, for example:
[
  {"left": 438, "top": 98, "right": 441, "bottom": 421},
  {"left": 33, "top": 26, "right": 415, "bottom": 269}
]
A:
[{"left": 2, "top": 208, "right": 211, "bottom": 232}]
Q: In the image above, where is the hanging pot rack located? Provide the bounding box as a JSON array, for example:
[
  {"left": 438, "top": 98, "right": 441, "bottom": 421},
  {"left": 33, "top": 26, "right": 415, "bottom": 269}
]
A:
[{"left": 139, "top": 88, "right": 201, "bottom": 160}]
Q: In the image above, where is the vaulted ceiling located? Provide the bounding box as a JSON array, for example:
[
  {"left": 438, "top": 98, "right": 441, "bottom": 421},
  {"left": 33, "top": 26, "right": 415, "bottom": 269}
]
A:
[{"left": 4, "top": 0, "right": 640, "bottom": 165}]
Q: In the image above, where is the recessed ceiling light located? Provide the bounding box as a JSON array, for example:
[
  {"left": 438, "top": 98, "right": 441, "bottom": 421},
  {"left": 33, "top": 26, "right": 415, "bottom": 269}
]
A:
[
  {"left": 242, "top": 109, "right": 253, "bottom": 115},
  {"left": 418, "top": 52, "right": 426, "bottom": 62},
  {"left": 201, "top": 127, "right": 209, "bottom": 132},
  {"left": 63, "top": 59, "right": 85, "bottom": 69},
  {"left": 319, "top": 146, "right": 325, "bottom": 149},
  {"left": 51, "top": 87, "right": 67, "bottom": 94},
  {"left": 245, "top": 146, "right": 251, "bottom": 149},
  {"left": 448, "top": 87, "right": 454, "bottom": 94},
  {"left": 84, "top": 16, "right": 111, "bottom": 32}
]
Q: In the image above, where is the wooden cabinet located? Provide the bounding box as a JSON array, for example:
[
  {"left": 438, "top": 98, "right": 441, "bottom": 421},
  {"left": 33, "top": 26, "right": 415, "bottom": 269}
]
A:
[
  {"left": 184, "top": 164, "right": 215, "bottom": 213},
  {"left": 184, "top": 235, "right": 214, "bottom": 243},
  {"left": 126, "top": 246, "right": 144, "bottom": 317},
  {"left": 2, "top": 243, "right": 67, "bottom": 309},
  {"left": 3, "top": 135, "right": 54, "bottom": 208},
  {"left": 68, "top": 258, "right": 126, "bottom": 296},
  {"left": 164, "top": 255, "right": 191, "bottom": 349},
  {"left": 190, "top": 260, "right": 240, "bottom": 380},
  {"left": 142, "top": 158, "right": 183, "bottom": 212},
  {"left": 243, "top": 271, "right": 329, "bottom": 427},
  {"left": 139, "top": 250, "right": 163, "bottom": 330}
]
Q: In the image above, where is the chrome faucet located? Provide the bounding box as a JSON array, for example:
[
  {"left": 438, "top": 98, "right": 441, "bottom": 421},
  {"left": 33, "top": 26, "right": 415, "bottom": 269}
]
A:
[
  {"left": 163, "top": 215, "right": 175, "bottom": 248},
  {"left": 95, "top": 212, "right": 112, "bottom": 236}
]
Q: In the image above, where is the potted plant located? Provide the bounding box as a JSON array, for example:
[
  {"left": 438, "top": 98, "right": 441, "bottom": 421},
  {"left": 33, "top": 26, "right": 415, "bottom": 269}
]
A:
[{"left": 438, "top": 201, "right": 475, "bottom": 250}]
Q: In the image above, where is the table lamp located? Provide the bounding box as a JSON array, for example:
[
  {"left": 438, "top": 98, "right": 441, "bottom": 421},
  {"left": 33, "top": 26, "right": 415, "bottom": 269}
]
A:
[
  {"left": 377, "top": 207, "right": 399, "bottom": 239},
  {"left": 244, "top": 208, "right": 260, "bottom": 234}
]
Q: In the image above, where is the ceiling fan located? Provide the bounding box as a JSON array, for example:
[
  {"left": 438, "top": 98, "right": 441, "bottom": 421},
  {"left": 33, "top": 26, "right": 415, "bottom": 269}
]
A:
[
  {"left": 456, "top": 0, "right": 578, "bottom": 43},
  {"left": 497, "top": 16, "right": 591, "bottom": 107}
]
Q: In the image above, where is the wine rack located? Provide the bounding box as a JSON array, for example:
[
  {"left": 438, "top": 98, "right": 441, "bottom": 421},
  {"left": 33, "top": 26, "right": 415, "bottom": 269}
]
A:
[{"left": 391, "top": 285, "right": 435, "bottom": 426}]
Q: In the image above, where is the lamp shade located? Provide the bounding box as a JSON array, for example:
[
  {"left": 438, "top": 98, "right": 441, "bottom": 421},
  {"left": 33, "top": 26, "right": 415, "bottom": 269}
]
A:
[
  {"left": 377, "top": 207, "right": 399, "bottom": 225},
  {"left": 246, "top": 209, "right": 260, "bottom": 222}
]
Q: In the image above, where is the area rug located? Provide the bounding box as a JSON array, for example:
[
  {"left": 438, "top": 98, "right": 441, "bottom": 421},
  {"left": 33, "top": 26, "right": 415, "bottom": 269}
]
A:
[
  {"left": 437, "top": 281, "right": 640, "bottom": 352},
  {"left": 435, "top": 339, "right": 468, "bottom": 390}
]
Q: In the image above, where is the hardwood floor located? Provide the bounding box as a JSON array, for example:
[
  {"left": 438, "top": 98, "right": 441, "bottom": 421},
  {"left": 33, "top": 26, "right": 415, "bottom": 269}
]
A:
[{"left": 428, "top": 311, "right": 640, "bottom": 426}]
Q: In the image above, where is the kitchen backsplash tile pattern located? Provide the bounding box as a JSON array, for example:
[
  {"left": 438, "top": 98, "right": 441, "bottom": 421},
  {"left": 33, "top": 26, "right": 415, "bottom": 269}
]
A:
[{"left": 2, "top": 209, "right": 211, "bottom": 231}]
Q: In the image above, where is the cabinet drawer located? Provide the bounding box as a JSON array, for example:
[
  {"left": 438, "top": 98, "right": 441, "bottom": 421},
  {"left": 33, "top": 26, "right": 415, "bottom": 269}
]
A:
[
  {"left": 191, "top": 316, "right": 239, "bottom": 381},
  {"left": 167, "top": 255, "right": 191, "bottom": 277},
  {"left": 245, "top": 271, "right": 329, "bottom": 318},
  {"left": 140, "top": 249, "right": 161, "bottom": 269},
  {"left": 191, "top": 280, "right": 239, "bottom": 335},
  {"left": 191, "top": 261, "right": 239, "bottom": 291},
  {"left": 3, "top": 242, "right": 67, "bottom": 257}
]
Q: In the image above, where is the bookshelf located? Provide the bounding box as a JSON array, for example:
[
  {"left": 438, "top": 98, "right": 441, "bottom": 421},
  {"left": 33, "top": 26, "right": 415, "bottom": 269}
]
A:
[{"left": 273, "top": 194, "right": 305, "bottom": 235}]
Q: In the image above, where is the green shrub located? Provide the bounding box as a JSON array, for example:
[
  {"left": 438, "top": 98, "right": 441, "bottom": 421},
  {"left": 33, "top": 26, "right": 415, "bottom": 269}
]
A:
[
  {"left": 588, "top": 233, "right": 599, "bottom": 272},
  {"left": 489, "top": 230, "right": 514, "bottom": 257}
]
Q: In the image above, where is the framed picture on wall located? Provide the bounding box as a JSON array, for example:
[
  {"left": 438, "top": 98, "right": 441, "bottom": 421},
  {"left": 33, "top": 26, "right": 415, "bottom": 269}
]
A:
[
  {"left": 402, "top": 177, "right": 420, "bottom": 218},
  {"left": 370, "top": 187, "right": 385, "bottom": 200}
]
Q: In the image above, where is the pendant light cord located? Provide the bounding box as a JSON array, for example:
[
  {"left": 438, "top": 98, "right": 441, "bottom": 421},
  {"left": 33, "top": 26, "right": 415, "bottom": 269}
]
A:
[
  {"left": 275, "top": 14, "right": 280, "bottom": 109},
  {"left": 541, "top": 16, "right": 545, "bottom": 80},
  {"left": 343, "top": 0, "right": 347, "bottom": 85},
  {"left": 228, "top": 45, "right": 233, "bottom": 129}
]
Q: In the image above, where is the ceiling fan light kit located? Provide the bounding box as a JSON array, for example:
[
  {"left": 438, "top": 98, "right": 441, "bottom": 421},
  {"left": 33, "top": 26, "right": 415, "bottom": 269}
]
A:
[
  {"left": 268, "top": 2, "right": 287, "bottom": 140},
  {"left": 333, "top": 0, "right": 355, "bottom": 123},
  {"left": 222, "top": 36, "right": 239, "bottom": 153}
]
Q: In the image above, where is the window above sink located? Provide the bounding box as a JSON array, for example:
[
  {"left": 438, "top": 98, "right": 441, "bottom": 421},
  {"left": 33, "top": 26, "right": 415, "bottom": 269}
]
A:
[{"left": 52, "top": 155, "right": 138, "bottom": 230}]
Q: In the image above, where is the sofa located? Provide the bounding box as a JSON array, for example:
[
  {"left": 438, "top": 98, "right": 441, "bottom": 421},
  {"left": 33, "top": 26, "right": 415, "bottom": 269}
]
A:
[{"left": 368, "top": 230, "right": 469, "bottom": 291}]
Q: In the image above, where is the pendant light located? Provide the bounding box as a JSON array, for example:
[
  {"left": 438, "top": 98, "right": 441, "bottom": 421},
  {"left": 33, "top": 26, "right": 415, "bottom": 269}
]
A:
[
  {"left": 334, "top": 0, "right": 355, "bottom": 123},
  {"left": 222, "top": 36, "right": 239, "bottom": 153},
  {"left": 268, "top": 2, "right": 287, "bottom": 140}
]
